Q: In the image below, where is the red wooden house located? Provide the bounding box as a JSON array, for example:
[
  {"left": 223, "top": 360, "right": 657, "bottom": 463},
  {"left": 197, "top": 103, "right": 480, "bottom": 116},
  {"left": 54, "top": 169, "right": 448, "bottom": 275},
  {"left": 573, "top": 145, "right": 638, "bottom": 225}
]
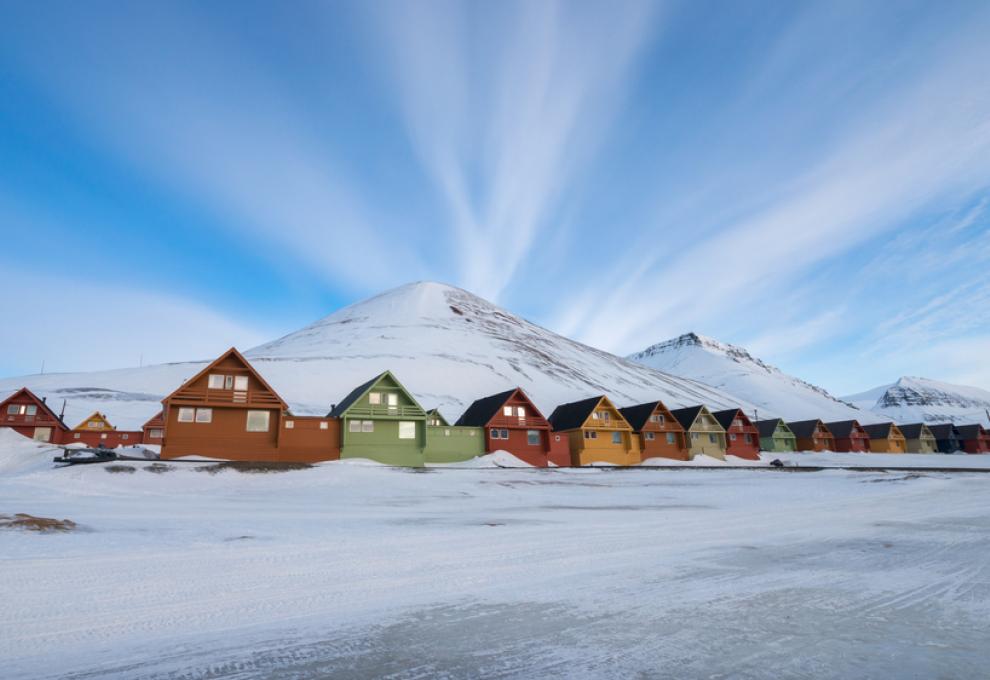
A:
[
  {"left": 454, "top": 387, "right": 570, "bottom": 467},
  {"left": 956, "top": 424, "right": 990, "bottom": 454},
  {"left": 618, "top": 400, "right": 689, "bottom": 461},
  {"left": 824, "top": 420, "right": 870, "bottom": 452},
  {"left": 67, "top": 411, "right": 143, "bottom": 448},
  {"left": 0, "top": 387, "right": 69, "bottom": 444},
  {"left": 712, "top": 408, "right": 761, "bottom": 460}
]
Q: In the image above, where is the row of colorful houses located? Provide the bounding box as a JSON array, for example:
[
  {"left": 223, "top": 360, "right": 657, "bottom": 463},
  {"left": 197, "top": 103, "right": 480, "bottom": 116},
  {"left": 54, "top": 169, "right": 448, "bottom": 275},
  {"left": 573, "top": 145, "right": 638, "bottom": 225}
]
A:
[{"left": 2, "top": 347, "right": 989, "bottom": 465}]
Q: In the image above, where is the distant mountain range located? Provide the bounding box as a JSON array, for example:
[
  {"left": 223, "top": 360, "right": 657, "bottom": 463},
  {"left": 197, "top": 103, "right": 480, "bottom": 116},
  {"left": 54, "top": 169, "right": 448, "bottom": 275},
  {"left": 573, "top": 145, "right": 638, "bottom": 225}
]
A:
[{"left": 844, "top": 377, "right": 990, "bottom": 426}]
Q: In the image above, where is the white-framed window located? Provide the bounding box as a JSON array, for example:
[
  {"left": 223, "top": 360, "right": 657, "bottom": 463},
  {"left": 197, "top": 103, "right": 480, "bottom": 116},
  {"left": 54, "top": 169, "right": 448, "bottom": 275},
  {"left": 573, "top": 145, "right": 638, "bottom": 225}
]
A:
[
  {"left": 73, "top": 433, "right": 81, "bottom": 439},
  {"left": 490, "top": 429, "right": 501, "bottom": 440},
  {"left": 584, "top": 431, "right": 597, "bottom": 440},
  {"left": 645, "top": 432, "right": 655, "bottom": 441},
  {"left": 100, "top": 434, "right": 108, "bottom": 439},
  {"left": 709, "top": 433, "right": 716, "bottom": 443},
  {"left": 600, "top": 411, "right": 610, "bottom": 422},
  {"left": 234, "top": 375, "right": 249, "bottom": 391},
  {"left": 285, "top": 421, "right": 295, "bottom": 429},
  {"left": 386, "top": 393, "right": 398, "bottom": 410},
  {"left": 246, "top": 410, "right": 270, "bottom": 432},
  {"left": 516, "top": 406, "right": 525, "bottom": 418},
  {"left": 149, "top": 428, "right": 163, "bottom": 439},
  {"left": 319, "top": 421, "right": 328, "bottom": 430},
  {"left": 349, "top": 420, "right": 361, "bottom": 433},
  {"left": 444, "top": 429, "right": 451, "bottom": 437},
  {"left": 469, "top": 430, "right": 476, "bottom": 437},
  {"left": 612, "top": 432, "right": 621, "bottom": 444},
  {"left": 223, "top": 375, "right": 233, "bottom": 389},
  {"left": 666, "top": 432, "right": 675, "bottom": 444},
  {"left": 25, "top": 405, "right": 36, "bottom": 416},
  {"left": 527, "top": 430, "right": 540, "bottom": 446},
  {"left": 730, "top": 433, "right": 737, "bottom": 441},
  {"left": 33, "top": 427, "right": 51, "bottom": 442},
  {"left": 195, "top": 408, "right": 213, "bottom": 423},
  {"left": 650, "top": 414, "right": 664, "bottom": 424},
  {"left": 369, "top": 392, "right": 382, "bottom": 405},
  {"left": 6, "top": 405, "right": 18, "bottom": 415},
  {"left": 503, "top": 406, "right": 513, "bottom": 417},
  {"left": 208, "top": 374, "right": 226, "bottom": 389},
  {"left": 692, "top": 432, "right": 699, "bottom": 440},
  {"left": 733, "top": 418, "right": 742, "bottom": 428},
  {"left": 122, "top": 434, "right": 129, "bottom": 440},
  {"left": 591, "top": 411, "right": 599, "bottom": 420},
  {"left": 87, "top": 421, "right": 99, "bottom": 429},
  {"left": 398, "top": 421, "right": 416, "bottom": 439},
  {"left": 177, "top": 408, "right": 195, "bottom": 423},
  {"left": 361, "top": 420, "right": 374, "bottom": 433}
]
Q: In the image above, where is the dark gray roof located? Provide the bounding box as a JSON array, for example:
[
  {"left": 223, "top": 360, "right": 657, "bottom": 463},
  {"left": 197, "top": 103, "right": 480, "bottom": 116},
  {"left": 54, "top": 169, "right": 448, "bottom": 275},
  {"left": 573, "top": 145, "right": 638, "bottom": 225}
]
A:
[
  {"left": 328, "top": 372, "right": 387, "bottom": 417},
  {"left": 669, "top": 406, "right": 705, "bottom": 431},
  {"left": 454, "top": 389, "right": 518, "bottom": 427},
  {"left": 756, "top": 418, "right": 785, "bottom": 438},
  {"left": 712, "top": 408, "right": 749, "bottom": 431},
  {"left": 548, "top": 396, "right": 604, "bottom": 432},
  {"left": 861, "top": 423, "right": 896, "bottom": 439},
  {"left": 787, "top": 419, "right": 826, "bottom": 438},
  {"left": 898, "top": 423, "right": 930, "bottom": 439},
  {"left": 824, "top": 420, "right": 862, "bottom": 438},
  {"left": 618, "top": 401, "right": 663, "bottom": 432},
  {"left": 956, "top": 424, "right": 986, "bottom": 439},
  {"left": 927, "top": 423, "right": 960, "bottom": 439}
]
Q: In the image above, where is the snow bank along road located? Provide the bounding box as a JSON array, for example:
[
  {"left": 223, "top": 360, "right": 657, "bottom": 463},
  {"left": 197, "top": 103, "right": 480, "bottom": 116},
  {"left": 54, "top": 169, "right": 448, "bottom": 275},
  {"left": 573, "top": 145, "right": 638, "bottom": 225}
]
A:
[{"left": 2, "top": 444, "right": 989, "bottom": 678}]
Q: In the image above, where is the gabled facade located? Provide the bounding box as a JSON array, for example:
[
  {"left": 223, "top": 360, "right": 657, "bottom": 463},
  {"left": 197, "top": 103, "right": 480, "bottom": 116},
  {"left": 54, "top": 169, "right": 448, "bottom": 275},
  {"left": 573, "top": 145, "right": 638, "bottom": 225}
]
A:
[
  {"left": 755, "top": 419, "right": 796, "bottom": 452},
  {"left": 861, "top": 423, "right": 907, "bottom": 453},
  {"left": 787, "top": 420, "right": 835, "bottom": 452},
  {"left": 142, "top": 411, "right": 165, "bottom": 446},
  {"left": 161, "top": 347, "right": 339, "bottom": 463},
  {"left": 928, "top": 423, "right": 961, "bottom": 453},
  {"left": 824, "top": 420, "right": 870, "bottom": 452},
  {"left": 670, "top": 405, "right": 727, "bottom": 460},
  {"left": 0, "top": 387, "right": 69, "bottom": 444},
  {"left": 330, "top": 371, "right": 426, "bottom": 466},
  {"left": 619, "top": 401, "right": 688, "bottom": 462},
  {"left": 456, "top": 388, "right": 569, "bottom": 467},
  {"left": 68, "top": 410, "right": 143, "bottom": 448},
  {"left": 956, "top": 424, "right": 990, "bottom": 454},
  {"left": 549, "top": 396, "right": 638, "bottom": 466},
  {"left": 74, "top": 411, "right": 115, "bottom": 432},
  {"left": 425, "top": 409, "right": 449, "bottom": 427},
  {"left": 898, "top": 423, "right": 937, "bottom": 453},
  {"left": 712, "top": 408, "right": 760, "bottom": 460}
]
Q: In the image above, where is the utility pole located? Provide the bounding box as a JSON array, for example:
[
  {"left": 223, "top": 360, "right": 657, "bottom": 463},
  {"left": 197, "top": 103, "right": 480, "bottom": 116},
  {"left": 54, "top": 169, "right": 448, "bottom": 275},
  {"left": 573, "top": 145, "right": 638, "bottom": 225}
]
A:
[{"left": 40, "top": 359, "right": 45, "bottom": 375}]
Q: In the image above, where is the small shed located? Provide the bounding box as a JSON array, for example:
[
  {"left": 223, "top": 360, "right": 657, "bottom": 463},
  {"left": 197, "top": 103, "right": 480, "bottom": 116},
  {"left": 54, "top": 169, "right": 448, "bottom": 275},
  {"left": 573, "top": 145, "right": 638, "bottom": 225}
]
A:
[
  {"left": 928, "top": 424, "right": 962, "bottom": 453},
  {"left": 548, "top": 396, "right": 638, "bottom": 466},
  {"left": 824, "top": 420, "right": 870, "bottom": 452},
  {"left": 898, "top": 423, "right": 937, "bottom": 453},
  {"left": 755, "top": 418, "right": 796, "bottom": 452},
  {"left": 787, "top": 420, "right": 836, "bottom": 452},
  {"left": 619, "top": 400, "right": 688, "bottom": 462},
  {"left": 861, "top": 423, "right": 907, "bottom": 453},
  {"left": 712, "top": 408, "right": 760, "bottom": 460},
  {"left": 669, "top": 405, "right": 727, "bottom": 460}
]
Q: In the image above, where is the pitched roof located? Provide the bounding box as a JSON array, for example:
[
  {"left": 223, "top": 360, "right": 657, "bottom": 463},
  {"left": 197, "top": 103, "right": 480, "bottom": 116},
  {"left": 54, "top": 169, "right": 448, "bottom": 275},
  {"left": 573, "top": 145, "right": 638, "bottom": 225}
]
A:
[
  {"left": 898, "top": 423, "right": 931, "bottom": 439},
  {"left": 669, "top": 405, "right": 704, "bottom": 431},
  {"left": 927, "top": 423, "right": 959, "bottom": 439},
  {"left": 425, "top": 408, "right": 449, "bottom": 426},
  {"left": 956, "top": 424, "right": 986, "bottom": 438},
  {"left": 618, "top": 401, "right": 663, "bottom": 432},
  {"left": 548, "top": 396, "right": 603, "bottom": 432},
  {"left": 73, "top": 411, "right": 113, "bottom": 431},
  {"left": 824, "top": 420, "right": 862, "bottom": 438},
  {"left": 756, "top": 418, "right": 786, "bottom": 438},
  {"left": 0, "top": 387, "right": 68, "bottom": 430},
  {"left": 861, "top": 423, "right": 898, "bottom": 439},
  {"left": 454, "top": 388, "right": 518, "bottom": 426},
  {"left": 163, "top": 347, "right": 287, "bottom": 409},
  {"left": 142, "top": 410, "right": 164, "bottom": 428},
  {"left": 712, "top": 408, "right": 747, "bottom": 431},
  {"left": 328, "top": 372, "right": 387, "bottom": 417},
  {"left": 786, "top": 419, "right": 826, "bottom": 438}
]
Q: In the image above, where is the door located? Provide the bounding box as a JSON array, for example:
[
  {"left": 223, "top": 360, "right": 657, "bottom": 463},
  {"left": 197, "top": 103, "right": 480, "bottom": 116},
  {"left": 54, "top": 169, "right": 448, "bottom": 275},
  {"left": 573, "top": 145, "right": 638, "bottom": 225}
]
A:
[{"left": 33, "top": 427, "right": 52, "bottom": 442}]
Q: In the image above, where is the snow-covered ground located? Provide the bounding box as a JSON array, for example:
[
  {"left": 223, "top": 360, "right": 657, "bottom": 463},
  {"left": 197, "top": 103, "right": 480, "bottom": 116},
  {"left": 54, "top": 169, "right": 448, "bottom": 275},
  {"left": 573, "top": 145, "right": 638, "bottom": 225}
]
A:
[{"left": 2, "top": 431, "right": 990, "bottom": 679}]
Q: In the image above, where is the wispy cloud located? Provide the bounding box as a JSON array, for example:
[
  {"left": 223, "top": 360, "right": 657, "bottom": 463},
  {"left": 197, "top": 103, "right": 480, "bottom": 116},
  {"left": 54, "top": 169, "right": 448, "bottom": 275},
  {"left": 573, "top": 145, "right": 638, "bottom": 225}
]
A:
[{"left": 371, "top": 0, "right": 658, "bottom": 301}]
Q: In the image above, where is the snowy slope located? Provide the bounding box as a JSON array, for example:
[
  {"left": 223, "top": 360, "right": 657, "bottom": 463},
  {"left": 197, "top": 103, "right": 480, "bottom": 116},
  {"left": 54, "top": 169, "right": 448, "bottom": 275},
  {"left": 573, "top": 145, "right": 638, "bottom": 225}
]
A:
[
  {"left": 0, "top": 282, "right": 759, "bottom": 429},
  {"left": 628, "top": 333, "right": 868, "bottom": 421},
  {"left": 844, "top": 376, "right": 990, "bottom": 426}
]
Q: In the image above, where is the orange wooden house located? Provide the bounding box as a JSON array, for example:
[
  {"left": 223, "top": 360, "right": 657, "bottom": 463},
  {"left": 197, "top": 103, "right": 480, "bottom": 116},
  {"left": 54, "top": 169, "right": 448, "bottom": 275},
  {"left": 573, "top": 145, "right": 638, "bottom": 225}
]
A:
[
  {"left": 160, "top": 347, "right": 339, "bottom": 463},
  {"left": 618, "top": 400, "right": 688, "bottom": 461},
  {"left": 68, "top": 411, "right": 142, "bottom": 448},
  {"left": 548, "top": 395, "right": 639, "bottom": 466},
  {"left": 142, "top": 411, "right": 165, "bottom": 446},
  {"left": 454, "top": 387, "right": 570, "bottom": 467},
  {"left": 786, "top": 419, "right": 836, "bottom": 452},
  {"left": 0, "top": 387, "right": 69, "bottom": 444}
]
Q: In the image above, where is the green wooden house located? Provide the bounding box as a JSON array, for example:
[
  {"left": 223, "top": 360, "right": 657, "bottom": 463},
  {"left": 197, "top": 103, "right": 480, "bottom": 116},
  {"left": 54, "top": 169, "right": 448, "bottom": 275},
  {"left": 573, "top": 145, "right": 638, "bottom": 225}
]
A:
[
  {"left": 330, "top": 371, "right": 427, "bottom": 466},
  {"left": 756, "top": 418, "right": 796, "bottom": 452},
  {"left": 424, "top": 408, "right": 485, "bottom": 464}
]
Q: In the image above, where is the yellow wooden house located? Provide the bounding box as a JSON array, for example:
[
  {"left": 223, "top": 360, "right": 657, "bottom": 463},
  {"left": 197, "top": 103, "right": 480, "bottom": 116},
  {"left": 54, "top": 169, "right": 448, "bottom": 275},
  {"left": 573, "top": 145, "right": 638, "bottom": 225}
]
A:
[
  {"left": 548, "top": 395, "right": 639, "bottom": 466},
  {"left": 73, "top": 411, "right": 116, "bottom": 432}
]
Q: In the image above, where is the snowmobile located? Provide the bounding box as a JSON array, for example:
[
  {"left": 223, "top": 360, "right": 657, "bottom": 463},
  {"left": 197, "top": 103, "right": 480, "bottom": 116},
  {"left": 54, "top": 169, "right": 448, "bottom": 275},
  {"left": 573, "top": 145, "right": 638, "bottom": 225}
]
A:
[{"left": 53, "top": 445, "right": 118, "bottom": 465}]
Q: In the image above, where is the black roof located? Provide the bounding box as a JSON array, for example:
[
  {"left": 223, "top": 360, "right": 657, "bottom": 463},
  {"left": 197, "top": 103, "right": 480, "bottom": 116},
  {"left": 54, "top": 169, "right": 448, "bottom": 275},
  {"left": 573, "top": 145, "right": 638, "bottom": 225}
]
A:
[
  {"left": 824, "top": 420, "right": 861, "bottom": 437},
  {"left": 898, "top": 423, "right": 930, "bottom": 439},
  {"left": 787, "top": 419, "right": 825, "bottom": 438},
  {"left": 618, "top": 402, "right": 664, "bottom": 432},
  {"left": 548, "top": 396, "right": 603, "bottom": 432},
  {"left": 669, "top": 405, "right": 705, "bottom": 431},
  {"left": 956, "top": 424, "right": 986, "bottom": 438},
  {"left": 712, "top": 408, "right": 746, "bottom": 431},
  {"left": 927, "top": 423, "right": 960, "bottom": 439},
  {"left": 861, "top": 423, "right": 896, "bottom": 439},
  {"left": 328, "top": 372, "right": 386, "bottom": 417},
  {"left": 756, "top": 418, "right": 784, "bottom": 438},
  {"left": 454, "top": 389, "right": 518, "bottom": 427}
]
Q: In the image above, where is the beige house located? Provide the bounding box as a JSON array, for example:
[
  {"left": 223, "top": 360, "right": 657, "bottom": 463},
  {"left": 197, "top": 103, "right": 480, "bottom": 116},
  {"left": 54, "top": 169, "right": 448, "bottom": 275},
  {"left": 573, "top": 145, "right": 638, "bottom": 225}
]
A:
[
  {"left": 899, "top": 423, "right": 937, "bottom": 453},
  {"left": 669, "top": 405, "right": 727, "bottom": 460}
]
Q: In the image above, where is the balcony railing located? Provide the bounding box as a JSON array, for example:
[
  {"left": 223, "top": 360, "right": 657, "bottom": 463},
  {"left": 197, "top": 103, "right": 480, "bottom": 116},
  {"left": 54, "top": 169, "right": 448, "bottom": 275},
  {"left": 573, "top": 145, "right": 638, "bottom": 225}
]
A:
[
  {"left": 488, "top": 415, "right": 549, "bottom": 429},
  {"left": 345, "top": 405, "right": 424, "bottom": 418},
  {"left": 586, "top": 418, "right": 631, "bottom": 430},
  {"left": 171, "top": 388, "right": 282, "bottom": 407}
]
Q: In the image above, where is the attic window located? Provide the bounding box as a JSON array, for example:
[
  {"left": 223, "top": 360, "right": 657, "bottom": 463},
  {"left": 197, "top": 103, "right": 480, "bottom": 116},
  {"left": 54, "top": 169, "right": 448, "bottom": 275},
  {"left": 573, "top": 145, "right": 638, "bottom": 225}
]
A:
[
  {"left": 6, "top": 405, "right": 18, "bottom": 415},
  {"left": 25, "top": 405, "right": 36, "bottom": 416},
  {"left": 516, "top": 407, "right": 525, "bottom": 418},
  {"left": 369, "top": 392, "right": 381, "bottom": 405},
  {"left": 87, "top": 421, "right": 99, "bottom": 429},
  {"left": 503, "top": 406, "right": 513, "bottom": 417},
  {"left": 234, "top": 376, "right": 248, "bottom": 391},
  {"left": 208, "top": 374, "right": 226, "bottom": 389}
]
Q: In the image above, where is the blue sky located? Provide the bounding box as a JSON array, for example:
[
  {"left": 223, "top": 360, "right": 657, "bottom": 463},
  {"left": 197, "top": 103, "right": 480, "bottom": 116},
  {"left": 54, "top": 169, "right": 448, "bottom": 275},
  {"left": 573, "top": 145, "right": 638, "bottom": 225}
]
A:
[{"left": 1, "top": 0, "right": 988, "bottom": 394}]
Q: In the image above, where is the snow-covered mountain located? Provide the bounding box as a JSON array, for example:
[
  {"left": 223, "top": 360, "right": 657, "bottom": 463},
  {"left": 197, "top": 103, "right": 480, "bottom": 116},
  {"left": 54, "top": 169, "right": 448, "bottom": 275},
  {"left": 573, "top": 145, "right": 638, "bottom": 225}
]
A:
[
  {"left": 0, "top": 282, "right": 759, "bottom": 429},
  {"left": 844, "top": 377, "right": 990, "bottom": 426},
  {"left": 627, "top": 332, "right": 867, "bottom": 422}
]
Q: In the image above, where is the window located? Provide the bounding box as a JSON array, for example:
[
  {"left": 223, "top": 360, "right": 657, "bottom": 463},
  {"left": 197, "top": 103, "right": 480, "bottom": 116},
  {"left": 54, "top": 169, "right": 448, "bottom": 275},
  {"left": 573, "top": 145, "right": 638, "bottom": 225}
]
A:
[
  {"left": 387, "top": 393, "right": 398, "bottom": 410},
  {"left": 122, "top": 434, "right": 129, "bottom": 440},
  {"left": 503, "top": 406, "right": 513, "bottom": 416},
  {"left": 469, "top": 430, "right": 476, "bottom": 437},
  {"left": 584, "top": 430, "right": 598, "bottom": 440},
  {"left": 178, "top": 408, "right": 195, "bottom": 423},
  {"left": 207, "top": 374, "right": 226, "bottom": 389},
  {"left": 500, "top": 428, "right": 509, "bottom": 439},
  {"left": 33, "top": 427, "right": 51, "bottom": 442},
  {"left": 650, "top": 414, "right": 664, "bottom": 424},
  {"left": 149, "top": 429, "right": 163, "bottom": 439},
  {"left": 730, "top": 433, "right": 737, "bottom": 441},
  {"left": 709, "top": 434, "right": 716, "bottom": 443},
  {"left": 591, "top": 411, "right": 599, "bottom": 420},
  {"left": 285, "top": 421, "right": 295, "bottom": 429},
  {"left": 398, "top": 421, "right": 416, "bottom": 439},
  {"left": 666, "top": 433, "right": 675, "bottom": 444},
  {"left": 25, "top": 405, "right": 36, "bottom": 416},
  {"left": 100, "top": 434, "right": 108, "bottom": 439},
  {"left": 6, "top": 405, "right": 18, "bottom": 415},
  {"left": 222, "top": 375, "right": 233, "bottom": 390},
  {"left": 234, "top": 376, "right": 248, "bottom": 391},
  {"left": 361, "top": 420, "right": 374, "bottom": 433},
  {"left": 87, "top": 421, "right": 99, "bottom": 429},
  {"left": 612, "top": 432, "right": 621, "bottom": 444},
  {"left": 319, "top": 422, "right": 328, "bottom": 430},
  {"left": 73, "top": 433, "right": 81, "bottom": 439},
  {"left": 349, "top": 420, "right": 361, "bottom": 433},
  {"left": 246, "top": 411, "right": 270, "bottom": 432},
  {"left": 555, "top": 435, "right": 561, "bottom": 442},
  {"left": 490, "top": 429, "right": 509, "bottom": 440},
  {"left": 744, "top": 434, "right": 752, "bottom": 444},
  {"left": 369, "top": 392, "right": 381, "bottom": 405},
  {"left": 516, "top": 406, "right": 525, "bottom": 418},
  {"left": 692, "top": 433, "right": 699, "bottom": 440},
  {"left": 527, "top": 430, "right": 540, "bottom": 446},
  {"left": 444, "top": 429, "right": 450, "bottom": 437},
  {"left": 645, "top": 432, "right": 655, "bottom": 441},
  {"left": 195, "top": 408, "right": 213, "bottom": 423},
  {"left": 600, "top": 411, "right": 610, "bottom": 422},
  {"left": 733, "top": 418, "right": 742, "bottom": 428}
]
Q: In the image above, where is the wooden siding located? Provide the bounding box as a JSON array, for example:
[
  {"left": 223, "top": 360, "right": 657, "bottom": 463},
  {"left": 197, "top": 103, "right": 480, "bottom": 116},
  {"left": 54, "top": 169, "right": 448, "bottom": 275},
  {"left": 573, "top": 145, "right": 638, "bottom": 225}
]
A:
[
  {"left": 424, "top": 426, "right": 485, "bottom": 463},
  {"left": 0, "top": 388, "right": 69, "bottom": 444},
  {"left": 336, "top": 372, "right": 427, "bottom": 466},
  {"left": 685, "top": 408, "right": 727, "bottom": 460}
]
